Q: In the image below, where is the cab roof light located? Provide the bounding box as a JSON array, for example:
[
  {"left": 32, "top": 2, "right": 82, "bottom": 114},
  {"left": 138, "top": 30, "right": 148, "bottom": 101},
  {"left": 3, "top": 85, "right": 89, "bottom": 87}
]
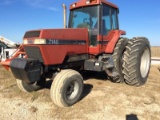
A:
[
  {"left": 86, "top": 0, "right": 90, "bottom": 4},
  {"left": 72, "top": 3, "right": 76, "bottom": 7},
  {"left": 86, "top": 0, "right": 97, "bottom": 4}
]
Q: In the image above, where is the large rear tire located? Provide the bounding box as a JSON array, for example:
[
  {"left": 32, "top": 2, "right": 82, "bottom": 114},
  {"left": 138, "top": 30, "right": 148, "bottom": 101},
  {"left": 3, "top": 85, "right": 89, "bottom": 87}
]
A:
[
  {"left": 50, "top": 69, "right": 83, "bottom": 107},
  {"left": 111, "top": 38, "right": 128, "bottom": 83},
  {"left": 123, "top": 37, "right": 151, "bottom": 86}
]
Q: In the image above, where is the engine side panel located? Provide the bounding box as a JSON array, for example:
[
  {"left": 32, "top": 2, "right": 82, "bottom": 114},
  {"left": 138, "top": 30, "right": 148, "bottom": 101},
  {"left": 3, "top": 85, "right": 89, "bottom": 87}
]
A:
[
  {"left": 24, "top": 44, "right": 88, "bottom": 65},
  {"left": 23, "top": 28, "right": 89, "bottom": 65}
]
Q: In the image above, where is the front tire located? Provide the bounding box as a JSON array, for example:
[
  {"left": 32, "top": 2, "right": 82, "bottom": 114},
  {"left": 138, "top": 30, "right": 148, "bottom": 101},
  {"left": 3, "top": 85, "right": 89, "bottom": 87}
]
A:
[
  {"left": 123, "top": 37, "right": 151, "bottom": 86},
  {"left": 50, "top": 69, "right": 83, "bottom": 107},
  {"left": 16, "top": 76, "right": 46, "bottom": 92}
]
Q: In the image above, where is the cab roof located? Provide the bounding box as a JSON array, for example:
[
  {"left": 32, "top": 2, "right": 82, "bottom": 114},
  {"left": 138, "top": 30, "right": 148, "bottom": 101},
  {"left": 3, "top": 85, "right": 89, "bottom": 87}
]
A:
[{"left": 70, "top": 0, "right": 118, "bottom": 10}]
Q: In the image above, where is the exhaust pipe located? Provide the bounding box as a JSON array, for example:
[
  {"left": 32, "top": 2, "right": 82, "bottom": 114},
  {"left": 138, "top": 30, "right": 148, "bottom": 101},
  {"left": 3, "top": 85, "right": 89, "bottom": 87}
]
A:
[{"left": 62, "top": 4, "right": 67, "bottom": 28}]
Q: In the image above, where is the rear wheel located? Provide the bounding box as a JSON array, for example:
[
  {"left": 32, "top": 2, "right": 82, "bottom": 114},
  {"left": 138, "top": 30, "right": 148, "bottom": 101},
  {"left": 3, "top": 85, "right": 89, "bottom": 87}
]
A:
[
  {"left": 16, "top": 76, "right": 46, "bottom": 92},
  {"left": 111, "top": 38, "right": 128, "bottom": 83},
  {"left": 50, "top": 69, "right": 83, "bottom": 107},
  {"left": 123, "top": 37, "right": 151, "bottom": 86}
]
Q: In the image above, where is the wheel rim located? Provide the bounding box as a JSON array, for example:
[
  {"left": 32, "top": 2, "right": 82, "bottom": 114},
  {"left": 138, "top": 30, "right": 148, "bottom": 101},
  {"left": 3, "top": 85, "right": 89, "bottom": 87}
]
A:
[
  {"left": 66, "top": 81, "right": 79, "bottom": 100},
  {"left": 140, "top": 48, "right": 150, "bottom": 78}
]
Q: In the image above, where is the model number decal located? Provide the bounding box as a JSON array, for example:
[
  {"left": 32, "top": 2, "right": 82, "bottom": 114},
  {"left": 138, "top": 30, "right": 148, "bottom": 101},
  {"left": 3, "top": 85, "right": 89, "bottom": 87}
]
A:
[
  {"left": 46, "top": 39, "right": 86, "bottom": 45},
  {"left": 47, "top": 39, "right": 59, "bottom": 44}
]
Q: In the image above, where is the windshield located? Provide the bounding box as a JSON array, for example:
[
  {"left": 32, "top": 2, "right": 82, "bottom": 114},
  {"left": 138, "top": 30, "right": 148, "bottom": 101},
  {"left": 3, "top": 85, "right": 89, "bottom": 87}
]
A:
[
  {"left": 69, "top": 6, "right": 99, "bottom": 46},
  {"left": 69, "top": 6, "right": 99, "bottom": 29}
]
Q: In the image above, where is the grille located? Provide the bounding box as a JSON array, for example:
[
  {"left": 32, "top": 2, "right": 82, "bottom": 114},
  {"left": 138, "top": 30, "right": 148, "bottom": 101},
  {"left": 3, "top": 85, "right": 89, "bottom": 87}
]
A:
[
  {"left": 24, "top": 31, "right": 40, "bottom": 38},
  {"left": 24, "top": 46, "right": 44, "bottom": 62}
]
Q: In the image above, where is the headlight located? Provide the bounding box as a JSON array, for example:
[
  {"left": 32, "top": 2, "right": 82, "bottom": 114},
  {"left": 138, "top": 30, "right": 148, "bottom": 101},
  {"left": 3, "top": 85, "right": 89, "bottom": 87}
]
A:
[
  {"left": 23, "top": 39, "right": 46, "bottom": 44},
  {"left": 23, "top": 39, "right": 28, "bottom": 44},
  {"left": 34, "top": 39, "right": 46, "bottom": 44}
]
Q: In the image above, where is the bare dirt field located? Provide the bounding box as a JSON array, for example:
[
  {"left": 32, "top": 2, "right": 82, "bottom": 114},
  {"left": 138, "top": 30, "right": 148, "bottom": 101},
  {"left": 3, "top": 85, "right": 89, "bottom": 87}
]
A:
[{"left": 0, "top": 47, "right": 160, "bottom": 120}]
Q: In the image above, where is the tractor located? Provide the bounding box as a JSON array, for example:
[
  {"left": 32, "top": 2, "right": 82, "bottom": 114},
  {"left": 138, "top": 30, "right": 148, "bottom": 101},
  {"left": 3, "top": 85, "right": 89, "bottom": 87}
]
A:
[{"left": 0, "top": 0, "right": 151, "bottom": 107}]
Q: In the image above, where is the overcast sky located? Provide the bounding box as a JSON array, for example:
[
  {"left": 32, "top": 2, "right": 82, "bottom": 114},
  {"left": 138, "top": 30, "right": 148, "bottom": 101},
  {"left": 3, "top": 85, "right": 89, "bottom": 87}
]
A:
[{"left": 0, "top": 0, "right": 159, "bottom": 46}]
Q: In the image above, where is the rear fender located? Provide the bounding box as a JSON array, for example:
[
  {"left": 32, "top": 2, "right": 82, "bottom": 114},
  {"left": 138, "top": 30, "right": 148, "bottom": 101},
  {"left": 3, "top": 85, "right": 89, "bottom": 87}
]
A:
[{"left": 102, "top": 30, "right": 126, "bottom": 53}]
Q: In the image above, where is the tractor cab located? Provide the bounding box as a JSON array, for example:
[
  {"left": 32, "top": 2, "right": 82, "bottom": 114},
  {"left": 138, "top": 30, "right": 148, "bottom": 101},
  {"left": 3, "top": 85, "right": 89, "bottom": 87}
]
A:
[{"left": 69, "top": 0, "right": 120, "bottom": 50}]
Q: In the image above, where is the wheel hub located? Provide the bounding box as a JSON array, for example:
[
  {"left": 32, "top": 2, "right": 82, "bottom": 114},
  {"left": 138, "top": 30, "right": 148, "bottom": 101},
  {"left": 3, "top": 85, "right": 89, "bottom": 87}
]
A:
[
  {"left": 67, "top": 83, "right": 74, "bottom": 95},
  {"left": 140, "top": 48, "right": 150, "bottom": 78},
  {"left": 66, "top": 81, "right": 79, "bottom": 100}
]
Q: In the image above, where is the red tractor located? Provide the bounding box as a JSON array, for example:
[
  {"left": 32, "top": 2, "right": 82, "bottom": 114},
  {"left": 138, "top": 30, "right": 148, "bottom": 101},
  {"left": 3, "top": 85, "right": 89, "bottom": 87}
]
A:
[{"left": 1, "top": 0, "right": 151, "bottom": 107}]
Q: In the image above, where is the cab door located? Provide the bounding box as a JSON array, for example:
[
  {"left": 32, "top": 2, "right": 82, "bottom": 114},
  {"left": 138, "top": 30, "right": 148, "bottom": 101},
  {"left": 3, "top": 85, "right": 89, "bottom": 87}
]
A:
[{"left": 100, "top": 4, "right": 119, "bottom": 53}]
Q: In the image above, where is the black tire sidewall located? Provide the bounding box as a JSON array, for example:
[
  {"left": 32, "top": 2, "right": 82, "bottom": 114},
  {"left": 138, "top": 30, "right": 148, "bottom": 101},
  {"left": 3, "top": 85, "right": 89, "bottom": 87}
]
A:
[
  {"left": 22, "top": 81, "right": 41, "bottom": 92},
  {"left": 112, "top": 38, "right": 128, "bottom": 82},
  {"left": 21, "top": 76, "right": 45, "bottom": 92},
  {"left": 115, "top": 39, "right": 128, "bottom": 80}
]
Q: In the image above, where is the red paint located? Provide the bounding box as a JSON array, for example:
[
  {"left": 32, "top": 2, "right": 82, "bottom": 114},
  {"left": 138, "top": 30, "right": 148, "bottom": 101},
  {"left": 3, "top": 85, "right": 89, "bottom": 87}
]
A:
[
  {"left": 88, "top": 30, "right": 126, "bottom": 54},
  {"left": 23, "top": 28, "right": 89, "bottom": 65},
  {"left": 102, "top": 30, "right": 126, "bottom": 53},
  {"left": 0, "top": 0, "right": 127, "bottom": 70},
  {"left": 40, "top": 28, "right": 89, "bottom": 40},
  {"left": 70, "top": 0, "right": 118, "bottom": 10},
  {"left": 23, "top": 44, "right": 88, "bottom": 65},
  {"left": 1, "top": 29, "right": 126, "bottom": 69}
]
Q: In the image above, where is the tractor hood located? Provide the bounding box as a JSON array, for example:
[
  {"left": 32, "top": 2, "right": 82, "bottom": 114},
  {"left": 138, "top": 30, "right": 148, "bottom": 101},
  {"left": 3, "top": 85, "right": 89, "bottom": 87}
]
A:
[
  {"left": 22, "top": 28, "right": 89, "bottom": 65},
  {"left": 23, "top": 28, "right": 89, "bottom": 45}
]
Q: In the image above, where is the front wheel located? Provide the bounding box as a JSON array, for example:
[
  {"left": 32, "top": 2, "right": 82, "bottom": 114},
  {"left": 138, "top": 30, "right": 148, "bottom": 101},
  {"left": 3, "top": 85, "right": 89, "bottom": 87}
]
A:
[
  {"left": 123, "top": 37, "right": 151, "bottom": 86},
  {"left": 16, "top": 76, "right": 46, "bottom": 92},
  {"left": 50, "top": 69, "right": 84, "bottom": 107}
]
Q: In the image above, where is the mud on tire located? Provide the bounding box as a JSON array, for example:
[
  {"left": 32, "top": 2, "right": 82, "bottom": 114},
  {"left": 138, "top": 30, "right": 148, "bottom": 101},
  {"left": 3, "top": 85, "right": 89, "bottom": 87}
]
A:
[
  {"left": 50, "top": 69, "right": 84, "bottom": 107},
  {"left": 123, "top": 37, "right": 151, "bottom": 86},
  {"left": 111, "top": 38, "right": 128, "bottom": 83}
]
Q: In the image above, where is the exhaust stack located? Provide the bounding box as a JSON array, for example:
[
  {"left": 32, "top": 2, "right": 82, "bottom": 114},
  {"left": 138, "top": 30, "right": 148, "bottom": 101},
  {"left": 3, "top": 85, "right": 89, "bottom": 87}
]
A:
[{"left": 62, "top": 4, "right": 67, "bottom": 28}]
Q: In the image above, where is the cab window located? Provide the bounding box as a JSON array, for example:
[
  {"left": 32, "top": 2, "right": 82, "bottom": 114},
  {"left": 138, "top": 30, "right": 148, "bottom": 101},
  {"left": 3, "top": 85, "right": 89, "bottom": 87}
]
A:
[{"left": 102, "top": 5, "right": 119, "bottom": 35}]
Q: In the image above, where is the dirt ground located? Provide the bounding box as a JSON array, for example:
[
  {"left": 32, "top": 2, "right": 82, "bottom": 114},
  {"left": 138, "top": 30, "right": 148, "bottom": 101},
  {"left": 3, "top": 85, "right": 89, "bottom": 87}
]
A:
[
  {"left": 0, "top": 64, "right": 160, "bottom": 120},
  {"left": 151, "top": 46, "right": 160, "bottom": 57}
]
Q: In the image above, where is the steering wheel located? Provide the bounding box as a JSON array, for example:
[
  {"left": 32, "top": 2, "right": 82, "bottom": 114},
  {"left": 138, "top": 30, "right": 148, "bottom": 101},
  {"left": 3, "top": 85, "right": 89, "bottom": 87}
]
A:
[{"left": 83, "top": 18, "right": 93, "bottom": 27}]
